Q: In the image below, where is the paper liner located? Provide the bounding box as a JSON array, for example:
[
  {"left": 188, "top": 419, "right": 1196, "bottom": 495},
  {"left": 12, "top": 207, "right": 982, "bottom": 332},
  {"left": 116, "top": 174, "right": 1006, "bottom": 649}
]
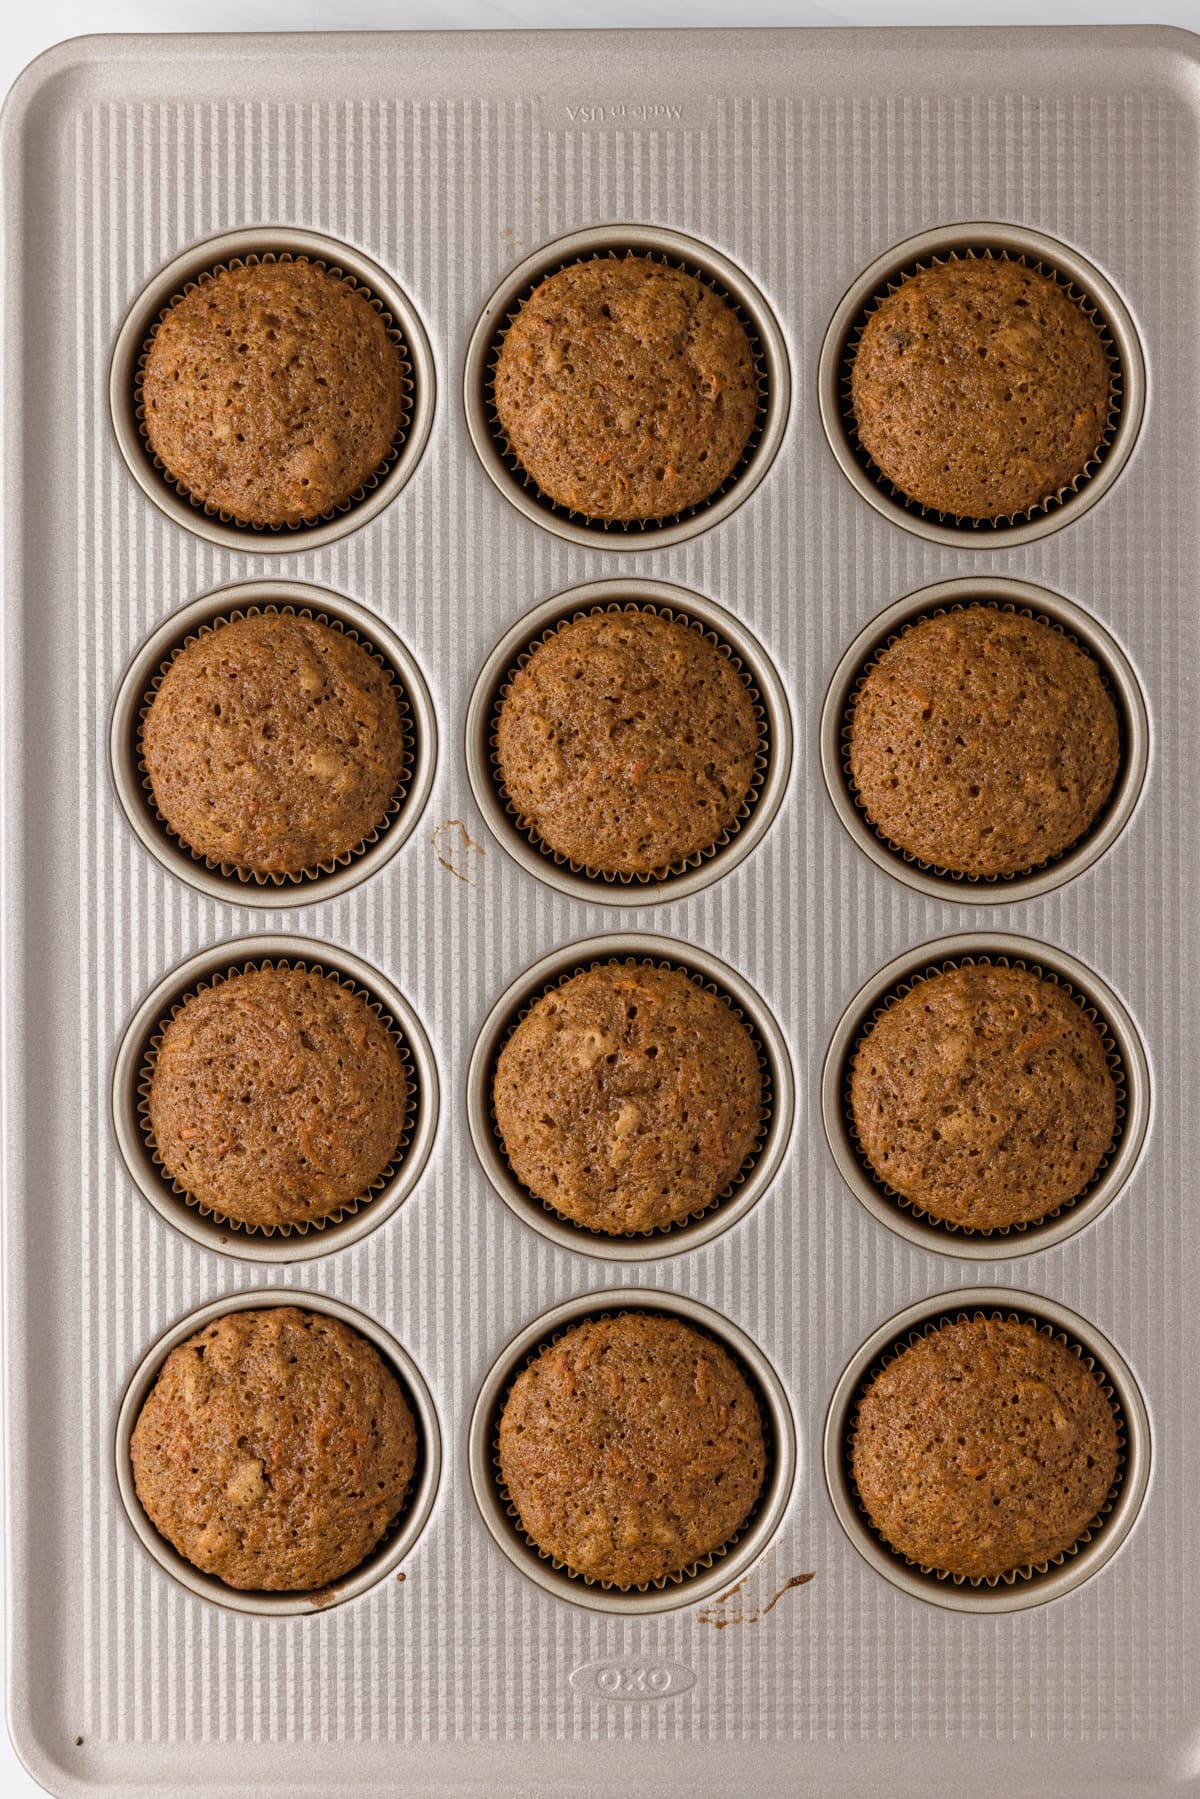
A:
[
  {"left": 488, "top": 601, "right": 770, "bottom": 886},
  {"left": 135, "top": 604, "right": 415, "bottom": 888},
  {"left": 136, "top": 956, "right": 418, "bottom": 1239},
  {"left": 133, "top": 251, "right": 414, "bottom": 534},
  {"left": 841, "top": 246, "right": 1124, "bottom": 531},
  {"left": 844, "top": 1306, "right": 1127, "bottom": 1588},
  {"left": 840, "top": 601, "right": 1126, "bottom": 886},
  {"left": 488, "top": 953, "right": 774, "bottom": 1240},
  {"left": 484, "top": 246, "right": 771, "bottom": 535},
  {"left": 490, "top": 1306, "right": 774, "bottom": 1593},
  {"left": 843, "top": 954, "right": 1127, "bottom": 1240}
]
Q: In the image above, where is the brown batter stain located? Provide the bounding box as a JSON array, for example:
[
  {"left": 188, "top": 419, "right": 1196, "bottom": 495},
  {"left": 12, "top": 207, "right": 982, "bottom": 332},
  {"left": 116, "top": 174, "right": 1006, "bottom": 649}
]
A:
[
  {"left": 307, "top": 1586, "right": 339, "bottom": 1610},
  {"left": 433, "top": 818, "right": 486, "bottom": 886},
  {"left": 697, "top": 1570, "right": 816, "bottom": 1630},
  {"left": 395, "top": 1571, "right": 406, "bottom": 1583}
]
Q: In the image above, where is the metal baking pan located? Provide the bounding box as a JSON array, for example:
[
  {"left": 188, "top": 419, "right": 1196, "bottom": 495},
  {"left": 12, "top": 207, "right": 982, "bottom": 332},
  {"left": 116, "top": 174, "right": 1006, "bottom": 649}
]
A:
[{"left": 2, "top": 23, "right": 1197, "bottom": 1797}]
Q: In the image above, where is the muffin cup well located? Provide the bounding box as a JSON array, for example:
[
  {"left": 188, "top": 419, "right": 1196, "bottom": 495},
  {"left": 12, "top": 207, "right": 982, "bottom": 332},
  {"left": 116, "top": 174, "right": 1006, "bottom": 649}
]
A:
[
  {"left": 823, "top": 1289, "right": 1150, "bottom": 1613},
  {"left": 112, "top": 936, "right": 438, "bottom": 1263},
  {"left": 468, "top": 1290, "right": 796, "bottom": 1614},
  {"left": 463, "top": 225, "right": 790, "bottom": 549},
  {"left": 115, "top": 1289, "right": 441, "bottom": 1617},
  {"left": 464, "top": 580, "right": 792, "bottom": 905},
  {"left": 110, "top": 227, "right": 435, "bottom": 552},
  {"left": 110, "top": 581, "right": 437, "bottom": 907},
  {"left": 466, "top": 933, "right": 794, "bottom": 1260},
  {"left": 819, "top": 578, "right": 1149, "bottom": 903},
  {"left": 822, "top": 934, "right": 1150, "bottom": 1259},
  {"left": 817, "top": 223, "right": 1145, "bottom": 546}
]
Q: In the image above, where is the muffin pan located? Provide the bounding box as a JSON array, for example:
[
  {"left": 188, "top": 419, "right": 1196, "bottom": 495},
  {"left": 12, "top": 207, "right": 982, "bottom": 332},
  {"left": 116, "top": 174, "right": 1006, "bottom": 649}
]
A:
[{"left": 2, "top": 24, "right": 1195, "bottom": 1799}]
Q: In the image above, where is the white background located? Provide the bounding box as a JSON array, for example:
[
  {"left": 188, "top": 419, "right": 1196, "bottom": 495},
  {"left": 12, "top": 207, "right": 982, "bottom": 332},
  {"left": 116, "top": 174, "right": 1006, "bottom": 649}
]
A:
[{"left": 3, "top": 1, "right": 1198, "bottom": 1792}]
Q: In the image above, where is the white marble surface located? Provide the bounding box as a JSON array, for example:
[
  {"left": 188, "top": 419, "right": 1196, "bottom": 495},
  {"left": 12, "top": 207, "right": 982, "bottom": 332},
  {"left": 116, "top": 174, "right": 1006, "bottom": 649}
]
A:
[{"left": 3, "top": 3, "right": 1198, "bottom": 1792}]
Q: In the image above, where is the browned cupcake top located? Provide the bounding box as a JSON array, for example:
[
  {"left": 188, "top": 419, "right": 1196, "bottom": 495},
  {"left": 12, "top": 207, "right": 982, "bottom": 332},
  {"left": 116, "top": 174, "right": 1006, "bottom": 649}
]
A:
[
  {"left": 498, "top": 1312, "right": 765, "bottom": 1587},
  {"left": 130, "top": 1307, "right": 417, "bottom": 1592},
  {"left": 850, "top": 257, "right": 1111, "bottom": 521},
  {"left": 848, "top": 607, "right": 1120, "bottom": 878},
  {"left": 492, "top": 255, "right": 759, "bottom": 522},
  {"left": 849, "top": 962, "right": 1116, "bottom": 1232},
  {"left": 850, "top": 1315, "right": 1119, "bottom": 1580},
  {"left": 147, "top": 964, "right": 408, "bottom": 1231},
  {"left": 493, "top": 962, "right": 762, "bottom": 1236},
  {"left": 142, "top": 612, "right": 407, "bottom": 879},
  {"left": 495, "top": 611, "right": 760, "bottom": 877},
  {"left": 141, "top": 259, "right": 406, "bottom": 527}
]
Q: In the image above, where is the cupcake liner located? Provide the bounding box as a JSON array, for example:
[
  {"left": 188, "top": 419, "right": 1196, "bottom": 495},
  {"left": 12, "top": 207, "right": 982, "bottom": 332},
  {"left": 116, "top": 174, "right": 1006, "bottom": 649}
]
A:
[
  {"left": 840, "top": 245, "right": 1124, "bottom": 532},
  {"left": 136, "top": 955, "right": 419, "bottom": 1240},
  {"left": 136, "top": 603, "right": 415, "bottom": 889},
  {"left": 488, "top": 952, "right": 774, "bottom": 1241},
  {"left": 133, "top": 251, "right": 414, "bottom": 535},
  {"left": 489, "top": 1305, "right": 775, "bottom": 1594},
  {"left": 840, "top": 600, "right": 1126, "bottom": 887},
  {"left": 843, "top": 1305, "right": 1127, "bottom": 1589},
  {"left": 843, "top": 953, "right": 1127, "bottom": 1241},
  {"left": 484, "top": 245, "right": 771, "bottom": 536},
  {"left": 488, "top": 601, "right": 770, "bottom": 887}
]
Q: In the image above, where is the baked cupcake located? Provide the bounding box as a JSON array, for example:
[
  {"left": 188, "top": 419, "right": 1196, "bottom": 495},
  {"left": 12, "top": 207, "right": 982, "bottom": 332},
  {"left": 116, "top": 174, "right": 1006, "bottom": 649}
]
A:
[
  {"left": 495, "top": 611, "right": 760, "bottom": 877},
  {"left": 849, "top": 962, "right": 1116, "bottom": 1231},
  {"left": 848, "top": 607, "right": 1120, "bottom": 878},
  {"left": 850, "top": 1315, "right": 1119, "bottom": 1580},
  {"left": 147, "top": 964, "right": 408, "bottom": 1231},
  {"left": 131, "top": 1307, "right": 417, "bottom": 1590},
  {"left": 493, "top": 962, "right": 762, "bottom": 1235},
  {"left": 850, "top": 257, "right": 1111, "bottom": 520},
  {"left": 492, "top": 255, "right": 758, "bottom": 522},
  {"left": 140, "top": 259, "right": 407, "bottom": 526},
  {"left": 141, "top": 611, "right": 407, "bottom": 879},
  {"left": 498, "top": 1312, "right": 765, "bottom": 1586}
]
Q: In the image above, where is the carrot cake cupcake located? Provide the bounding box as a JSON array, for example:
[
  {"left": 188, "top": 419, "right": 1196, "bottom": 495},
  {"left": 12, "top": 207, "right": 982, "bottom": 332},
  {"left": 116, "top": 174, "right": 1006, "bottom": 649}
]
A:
[
  {"left": 495, "top": 610, "right": 759, "bottom": 877},
  {"left": 849, "top": 962, "right": 1116, "bottom": 1230},
  {"left": 131, "top": 1306, "right": 417, "bottom": 1590},
  {"left": 141, "top": 259, "right": 406, "bottom": 526},
  {"left": 848, "top": 607, "right": 1119, "bottom": 877},
  {"left": 493, "top": 962, "right": 762, "bottom": 1235},
  {"left": 147, "top": 964, "right": 408, "bottom": 1231},
  {"left": 492, "top": 255, "right": 758, "bottom": 522},
  {"left": 850, "top": 257, "right": 1111, "bottom": 520},
  {"left": 498, "top": 1311, "right": 765, "bottom": 1586},
  {"left": 851, "top": 1314, "right": 1119, "bottom": 1580},
  {"left": 141, "top": 611, "right": 406, "bottom": 879}
]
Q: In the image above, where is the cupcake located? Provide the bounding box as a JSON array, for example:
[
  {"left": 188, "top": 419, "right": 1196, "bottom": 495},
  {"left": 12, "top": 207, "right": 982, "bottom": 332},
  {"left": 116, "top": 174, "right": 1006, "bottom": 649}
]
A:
[
  {"left": 847, "top": 607, "right": 1120, "bottom": 878},
  {"left": 498, "top": 1312, "right": 765, "bottom": 1586},
  {"left": 131, "top": 1307, "right": 417, "bottom": 1591},
  {"left": 493, "top": 962, "right": 762, "bottom": 1235},
  {"left": 849, "top": 962, "right": 1116, "bottom": 1231},
  {"left": 491, "top": 255, "right": 758, "bottom": 522},
  {"left": 146, "top": 964, "right": 408, "bottom": 1232},
  {"left": 850, "top": 257, "right": 1111, "bottom": 520},
  {"left": 140, "top": 259, "right": 407, "bottom": 526},
  {"left": 141, "top": 612, "right": 407, "bottom": 879},
  {"left": 850, "top": 1315, "right": 1119, "bottom": 1580},
  {"left": 495, "top": 611, "right": 760, "bottom": 877}
]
